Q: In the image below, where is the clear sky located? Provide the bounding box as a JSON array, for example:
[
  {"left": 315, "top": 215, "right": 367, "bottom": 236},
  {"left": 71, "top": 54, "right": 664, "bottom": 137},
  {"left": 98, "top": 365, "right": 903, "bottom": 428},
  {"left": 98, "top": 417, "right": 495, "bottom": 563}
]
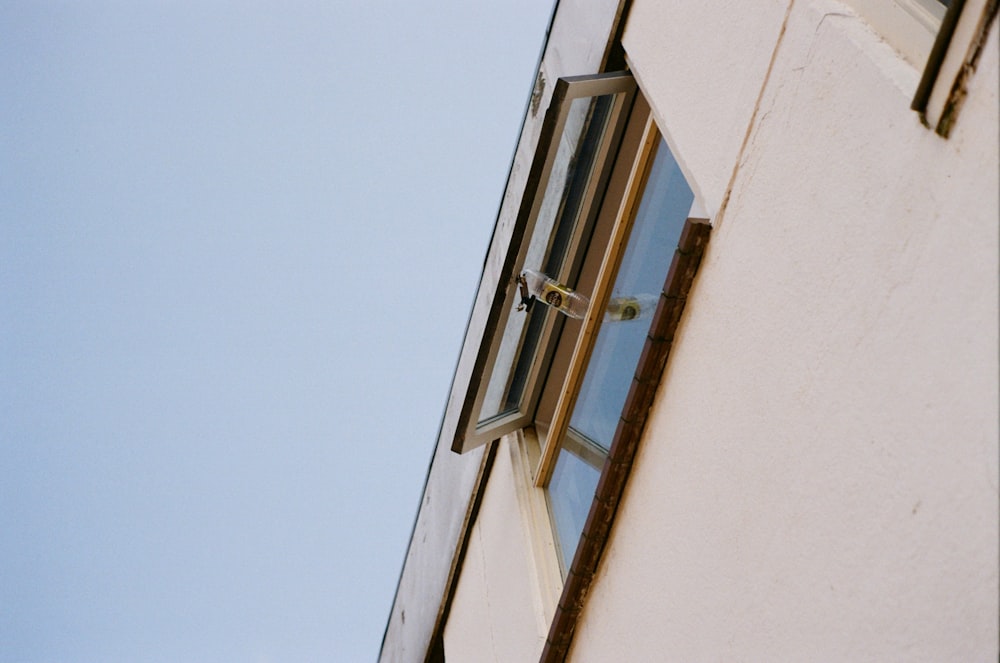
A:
[{"left": 0, "top": 2, "right": 553, "bottom": 660}]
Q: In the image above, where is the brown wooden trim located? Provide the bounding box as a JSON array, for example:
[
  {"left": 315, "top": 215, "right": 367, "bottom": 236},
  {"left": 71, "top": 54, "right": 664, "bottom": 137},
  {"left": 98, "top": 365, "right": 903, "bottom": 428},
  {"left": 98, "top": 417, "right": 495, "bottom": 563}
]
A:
[
  {"left": 935, "top": 0, "right": 999, "bottom": 137},
  {"left": 539, "top": 217, "right": 712, "bottom": 663},
  {"left": 911, "top": 0, "right": 967, "bottom": 117}
]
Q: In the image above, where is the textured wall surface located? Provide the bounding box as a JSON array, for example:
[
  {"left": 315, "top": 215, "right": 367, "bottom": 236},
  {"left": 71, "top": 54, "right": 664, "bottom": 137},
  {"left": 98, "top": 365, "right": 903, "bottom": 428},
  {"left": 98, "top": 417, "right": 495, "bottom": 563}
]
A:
[
  {"left": 622, "top": 0, "right": 790, "bottom": 216},
  {"left": 443, "top": 438, "right": 550, "bottom": 662},
  {"left": 572, "top": 1, "right": 998, "bottom": 661}
]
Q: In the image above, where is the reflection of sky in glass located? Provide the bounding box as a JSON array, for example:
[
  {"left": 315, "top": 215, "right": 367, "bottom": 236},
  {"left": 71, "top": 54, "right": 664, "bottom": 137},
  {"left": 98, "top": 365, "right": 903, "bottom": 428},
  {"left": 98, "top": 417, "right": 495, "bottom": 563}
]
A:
[
  {"left": 547, "top": 446, "right": 601, "bottom": 570},
  {"left": 569, "top": 138, "right": 694, "bottom": 450},
  {"left": 546, "top": 137, "right": 695, "bottom": 578}
]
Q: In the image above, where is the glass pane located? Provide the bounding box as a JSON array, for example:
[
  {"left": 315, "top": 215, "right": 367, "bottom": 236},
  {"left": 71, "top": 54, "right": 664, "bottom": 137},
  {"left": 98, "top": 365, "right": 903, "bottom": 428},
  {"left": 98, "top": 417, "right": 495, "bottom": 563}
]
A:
[
  {"left": 569, "top": 138, "right": 694, "bottom": 449},
  {"left": 547, "top": 443, "right": 601, "bottom": 571},
  {"left": 478, "top": 94, "right": 617, "bottom": 425}
]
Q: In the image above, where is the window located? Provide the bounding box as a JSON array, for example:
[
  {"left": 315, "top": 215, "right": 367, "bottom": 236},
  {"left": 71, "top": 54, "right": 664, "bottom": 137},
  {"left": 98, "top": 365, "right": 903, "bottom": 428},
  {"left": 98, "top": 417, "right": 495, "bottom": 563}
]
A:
[
  {"left": 846, "top": 0, "right": 997, "bottom": 137},
  {"left": 541, "top": 131, "right": 702, "bottom": 569},
  {"left": 452, "top": 72, "right": 637, "bottom": 454},
  {"left": 450, "top": 72, "right": 711, "bottom": 576},
  {"left": 911, "top": 0, "right": 998, "bottom": 137}
]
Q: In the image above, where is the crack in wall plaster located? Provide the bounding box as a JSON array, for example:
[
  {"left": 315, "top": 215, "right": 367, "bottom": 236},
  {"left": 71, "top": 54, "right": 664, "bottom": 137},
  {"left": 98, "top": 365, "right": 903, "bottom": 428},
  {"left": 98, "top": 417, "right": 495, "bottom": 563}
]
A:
[{"left": 714, "top": 0, "right": 797, "bottom": 231}]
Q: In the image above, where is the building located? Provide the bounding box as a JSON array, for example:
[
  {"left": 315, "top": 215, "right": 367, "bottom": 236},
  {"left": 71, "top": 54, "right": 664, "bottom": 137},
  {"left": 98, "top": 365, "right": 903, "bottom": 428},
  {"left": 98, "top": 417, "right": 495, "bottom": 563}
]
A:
[{"left": 381, "top": 1, "right": 999, "bottom": 661}]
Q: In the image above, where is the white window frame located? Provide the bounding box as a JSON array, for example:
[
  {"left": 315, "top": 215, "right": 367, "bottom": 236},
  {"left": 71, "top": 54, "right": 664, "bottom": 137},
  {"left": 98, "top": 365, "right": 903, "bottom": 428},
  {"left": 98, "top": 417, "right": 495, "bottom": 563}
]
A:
[
  {"left": 532, "top": 113, "right": 709, "bottom": 573},
  {"left": 453, "top": 77, "right": 712, "bottom": 579},
  {"left": 845, "top": 0, "right": 996, "bottom": 137},
  {"left": 913, "top": 0, "right": 997, "bottom": 136},
  {"left": 451, "top": 72, "right": 637, "bottom": 454}
]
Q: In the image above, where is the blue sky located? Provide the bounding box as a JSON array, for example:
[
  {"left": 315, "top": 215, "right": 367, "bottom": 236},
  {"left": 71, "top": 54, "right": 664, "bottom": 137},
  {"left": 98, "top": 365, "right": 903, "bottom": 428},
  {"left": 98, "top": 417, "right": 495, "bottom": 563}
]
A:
[{"left": 0, "top": 2, "right": 553, "bottom": 660}]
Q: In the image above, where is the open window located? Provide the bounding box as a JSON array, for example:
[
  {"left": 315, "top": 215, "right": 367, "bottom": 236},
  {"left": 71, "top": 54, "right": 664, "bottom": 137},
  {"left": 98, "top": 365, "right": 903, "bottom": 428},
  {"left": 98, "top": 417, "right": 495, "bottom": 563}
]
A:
[
  {"left": 452, "top": 72, "right": 637, "bottom": 454},
  {"left": 451, "top": 72, "right": 712, "bottom": 575},
  {"left": 536, "top": 122, "right": 709, "bottom": 571}
]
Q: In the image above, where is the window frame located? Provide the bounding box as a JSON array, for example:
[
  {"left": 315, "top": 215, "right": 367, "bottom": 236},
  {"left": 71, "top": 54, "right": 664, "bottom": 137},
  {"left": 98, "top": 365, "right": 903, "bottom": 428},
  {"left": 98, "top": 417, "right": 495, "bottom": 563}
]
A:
[
  {"left": 451, "top": 72, "right": 637, "bottom": 454},
  {"left": 531, "top": 112, "right": 711, "bottom": 574},
  {"left": 539, "top": 163, "right": 713, "bottom": 663},
  {"left": 451, "top": 69, "right": 714, "bottom": 584},
  {"left": 912, "top": 0, "right": 998, "bottom": 137},
  {"left": 846, "top": 0, "right": 997, "bottom": 137},
  {"left": 461, "top": 78, "right": 713, "bottom": 576},
  {"left": 533, "top": 111, "right": 664, "bottom": 488}
]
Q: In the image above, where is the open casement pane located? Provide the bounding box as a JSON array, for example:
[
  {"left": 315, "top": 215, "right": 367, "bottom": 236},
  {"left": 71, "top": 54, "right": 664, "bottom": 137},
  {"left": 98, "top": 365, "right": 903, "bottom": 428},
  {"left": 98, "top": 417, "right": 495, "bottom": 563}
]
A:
[{"left": 452, "top": 72, "right": 637, "bottom": 454}]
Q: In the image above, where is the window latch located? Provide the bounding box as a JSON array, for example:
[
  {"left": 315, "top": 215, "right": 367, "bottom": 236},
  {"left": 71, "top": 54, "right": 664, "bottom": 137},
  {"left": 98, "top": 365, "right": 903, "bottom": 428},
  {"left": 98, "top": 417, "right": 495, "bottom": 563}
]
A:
[{"left": 515, "top": 269, "right": 588, "bottom": 319}]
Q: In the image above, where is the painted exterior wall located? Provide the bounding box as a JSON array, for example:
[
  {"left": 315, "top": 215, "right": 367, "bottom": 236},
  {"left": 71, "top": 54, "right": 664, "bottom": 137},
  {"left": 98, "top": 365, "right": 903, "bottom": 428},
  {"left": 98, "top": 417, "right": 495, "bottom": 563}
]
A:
[
  {"left": 623, "top": 0, "right": 791, "bottom": 216},
  {"left": 569, "top": 1, "right": 999, "bottom": 661},
  {"left": 383, "top": 1, "right": 998, "bottom": 661},
  {"left": 443, "top": 435, "right": 557, "bottom": 661}
]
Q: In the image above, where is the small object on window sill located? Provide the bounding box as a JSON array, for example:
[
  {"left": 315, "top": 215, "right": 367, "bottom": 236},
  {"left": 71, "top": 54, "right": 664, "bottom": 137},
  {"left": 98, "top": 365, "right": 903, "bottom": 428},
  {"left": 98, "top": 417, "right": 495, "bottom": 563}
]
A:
[
  {"left": 517, "top": 269, "right": 589, "bottom": 319},
  {"left": 604, "top": 293, "right": 659, "bottom": 323}
]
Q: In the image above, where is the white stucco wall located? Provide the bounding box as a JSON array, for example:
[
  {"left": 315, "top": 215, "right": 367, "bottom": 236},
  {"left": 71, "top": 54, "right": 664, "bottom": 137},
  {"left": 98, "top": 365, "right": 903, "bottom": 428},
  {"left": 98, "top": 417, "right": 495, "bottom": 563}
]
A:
[
  {"left": 571, "top": 2, "right": 999, "bottom": 662},
  {"left": 443, "top": 436, "right": 554, "bottom": 662},
  {"left": 622, "top": 0, "right": 791, "bottom": 216}
]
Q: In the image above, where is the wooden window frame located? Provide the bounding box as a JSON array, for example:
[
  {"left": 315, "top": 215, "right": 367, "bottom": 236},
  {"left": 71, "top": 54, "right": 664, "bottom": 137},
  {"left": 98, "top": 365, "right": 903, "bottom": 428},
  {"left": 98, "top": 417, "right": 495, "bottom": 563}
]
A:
[
  {"left": 452, "top": 72, "right": 637, "bottom": 454},
  {"left": 911, "top": 0, "right": 998, "bottom": 137}
]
